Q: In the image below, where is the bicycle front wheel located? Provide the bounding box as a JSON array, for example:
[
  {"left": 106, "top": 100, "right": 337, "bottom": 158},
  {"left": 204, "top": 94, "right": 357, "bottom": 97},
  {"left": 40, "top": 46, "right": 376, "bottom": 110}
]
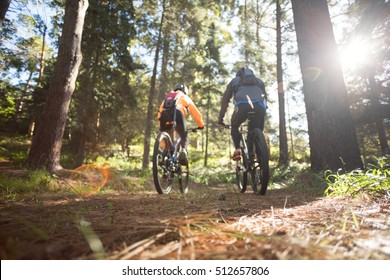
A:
[
  {"left": 250, "top": 128, "right": 270, "bottom": 195},
  {"left": 178, "top": 162, "right": 189, "bottom": 194},
  {"left": 152, "top": 132, "right": 173, "bottom": 194}
]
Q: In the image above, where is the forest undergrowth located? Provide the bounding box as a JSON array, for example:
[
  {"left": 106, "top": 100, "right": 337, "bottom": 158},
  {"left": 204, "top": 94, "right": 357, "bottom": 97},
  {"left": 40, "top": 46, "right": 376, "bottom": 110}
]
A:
[
  {"left": 1, "top": 163, "right": 389, "bottom": 260},
  {"left": 0, "top": 136, "right": 389, "bottom": 260}
]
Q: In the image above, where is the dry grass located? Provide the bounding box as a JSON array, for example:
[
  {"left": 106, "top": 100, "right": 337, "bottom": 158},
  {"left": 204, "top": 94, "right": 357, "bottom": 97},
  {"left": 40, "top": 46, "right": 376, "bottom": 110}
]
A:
[{"left": 1, "top": 176, "right": 389, "bottom": 260}]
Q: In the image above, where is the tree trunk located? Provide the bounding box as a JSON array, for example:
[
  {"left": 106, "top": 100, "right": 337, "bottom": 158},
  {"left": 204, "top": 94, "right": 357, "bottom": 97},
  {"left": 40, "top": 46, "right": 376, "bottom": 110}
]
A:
[
  {"left": 204, "top": 92, "right": 210, "bottom": 167},
  {"left": 277, "top": 0, "right": 288, "bottom": 166},
  {"left": 26, "top": 0, "right": 89, "bottom": 172},
  {"left": 243, "top": 0, "right": 249, "bottom": 63},
  {"left": 286, "top": 94, "right": 295, "bottom": 160},
  {"left": 158, "top": 23, "right": 171, "bottom": 104},
  {"left": 14, "top": 70, "right": 33, "bottom": 132},
  {"left": 28, "top": 24, "right": 48, "bottom": 137},
  {"left": 0, "top": 0, "right": 11, "bottom": 26},
  {"left": 36, "top": 24, "right": 47, "bottom": 89},
  {"left": 291, "top": 0, "right": 362, "bottom": 171},
  {"left": 142, "top": 0, "right": 166, "bottom": 169},
  {"left": 367, "top": 70, "right": 390, "bottom": 155}
]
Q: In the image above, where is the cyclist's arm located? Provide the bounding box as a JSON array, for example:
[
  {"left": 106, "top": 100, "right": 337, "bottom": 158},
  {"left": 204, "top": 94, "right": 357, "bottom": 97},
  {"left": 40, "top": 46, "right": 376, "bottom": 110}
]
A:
[
  {"left": 218, "top": 83, "right": 234, "bottom": 123},
  {"left": 183, "top": 96, "right": 204, "bottom": 128}
]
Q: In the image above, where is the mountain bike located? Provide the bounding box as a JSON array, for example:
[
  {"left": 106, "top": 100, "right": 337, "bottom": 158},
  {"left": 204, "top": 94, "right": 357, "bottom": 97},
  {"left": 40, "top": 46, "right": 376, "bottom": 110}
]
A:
[
  {"left": 224, "top": 106, "right": 270, "bottom": 195},
  {"left": 152, "top": 125, "right": 200, "bottom": 195}
]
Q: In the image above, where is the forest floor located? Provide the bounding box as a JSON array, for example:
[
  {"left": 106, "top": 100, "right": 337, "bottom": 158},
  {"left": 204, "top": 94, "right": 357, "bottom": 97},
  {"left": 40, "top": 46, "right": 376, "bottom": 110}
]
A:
[{"left": 0, "top": 162, "right": 390, "bottom": 260}]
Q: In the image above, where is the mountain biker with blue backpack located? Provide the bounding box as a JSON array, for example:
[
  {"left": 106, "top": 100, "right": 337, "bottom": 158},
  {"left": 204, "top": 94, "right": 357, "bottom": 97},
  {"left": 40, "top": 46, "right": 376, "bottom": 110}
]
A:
[{"left": 218, "top": 67, "right": 267, "bottom": 161}]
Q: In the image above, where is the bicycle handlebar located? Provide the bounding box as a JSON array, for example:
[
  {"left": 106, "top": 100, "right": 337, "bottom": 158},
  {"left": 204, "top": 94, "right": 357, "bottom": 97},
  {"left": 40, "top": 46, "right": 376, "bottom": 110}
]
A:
[
  {"left": 220, "top": 123, "right": 248, "bottom": 134},
  {"left": 219, "top": 123, "right": 231, "bottom": 129},
  {"left": 187, "top": 127, "right": 203, "bottom": 133}
]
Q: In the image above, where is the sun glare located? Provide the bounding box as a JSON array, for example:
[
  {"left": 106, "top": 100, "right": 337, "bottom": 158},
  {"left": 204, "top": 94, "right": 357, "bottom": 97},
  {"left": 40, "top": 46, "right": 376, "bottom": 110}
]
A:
[{"left": 339, "top": 40, "right": 369, "bottom": 70}]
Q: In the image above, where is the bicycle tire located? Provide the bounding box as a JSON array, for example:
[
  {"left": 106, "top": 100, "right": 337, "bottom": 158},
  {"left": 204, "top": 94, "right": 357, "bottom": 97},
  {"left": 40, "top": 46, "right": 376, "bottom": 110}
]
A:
[
  {"left": 236, "top": 145, "right": 249, "bottom": 193},
  {"left": 250, "top": 128, "right": 270, "bottom": 195},
  {"left": 178, "top": 162, "right": 189, "bottom": 194},
  {"left": 249, "top": 148, "right": 259, "bottom": 194},
  {"left": 236, "top": 161, "right": 247, "bottom": 193},
  {"left": 152, "top": 132, "right": 173, "bottom": 194}
]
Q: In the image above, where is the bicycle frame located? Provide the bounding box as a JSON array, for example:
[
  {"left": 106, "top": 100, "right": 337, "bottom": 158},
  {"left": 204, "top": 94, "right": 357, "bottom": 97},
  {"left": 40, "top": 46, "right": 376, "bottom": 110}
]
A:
[
  {"left": 245, "top": 112, "right": 259, "bottom": 165},
  {"left": 236, "top": 111, "right": 256, "bottom": 164},
  {"left": 168, "top": 133, "right": 182, "bottom": 172}
]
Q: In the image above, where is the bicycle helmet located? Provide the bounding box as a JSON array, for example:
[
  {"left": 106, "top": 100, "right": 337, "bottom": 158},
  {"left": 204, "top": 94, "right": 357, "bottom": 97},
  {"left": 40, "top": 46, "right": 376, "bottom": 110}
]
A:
[
  {"left": 236, "top": 67, "right": 245, "bottom": 77},
  {"left": 174, "top": 83, "right": 189, "bottom": 95}
]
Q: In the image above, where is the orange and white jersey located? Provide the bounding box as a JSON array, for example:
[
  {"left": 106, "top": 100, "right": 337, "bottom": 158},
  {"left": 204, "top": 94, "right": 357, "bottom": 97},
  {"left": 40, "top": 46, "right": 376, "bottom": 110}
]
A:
[{"left": 157, "top": 90, "right": 204, "bottom": 128}]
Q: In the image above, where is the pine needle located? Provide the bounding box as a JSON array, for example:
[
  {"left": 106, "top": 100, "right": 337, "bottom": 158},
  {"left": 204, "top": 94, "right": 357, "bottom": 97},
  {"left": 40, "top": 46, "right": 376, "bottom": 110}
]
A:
[
  {"left": 342, "top": 217, "right": 347, "bottom": 234},
  {"left": 351, "top": 209, "right": 360, "bottom": 231}
]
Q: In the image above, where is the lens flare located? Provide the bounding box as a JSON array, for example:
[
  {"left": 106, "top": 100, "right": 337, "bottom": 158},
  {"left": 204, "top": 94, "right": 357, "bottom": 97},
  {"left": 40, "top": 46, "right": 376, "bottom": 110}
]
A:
[
  {"left": 303, "top": 67, "right": 322, "bottom": 82},
  {"left": 70, "top": 164, "right": 109, "bottom": 196}
]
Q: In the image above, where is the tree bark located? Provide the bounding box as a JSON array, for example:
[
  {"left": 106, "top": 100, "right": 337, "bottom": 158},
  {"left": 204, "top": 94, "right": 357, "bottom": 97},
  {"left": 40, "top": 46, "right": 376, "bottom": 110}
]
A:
[
  {"left": 142, "top": 0, "right": 166, "bottom": 169},
  {"left": 158, "top": 21, "right": 171, "bottom": 104},
  {"left": 277, "top": 0, "right": 288, "bottom": 166},
  {"left": 26, "top": 0, "right": 89, "bottom": 172},
  {"left": 0, "top": 0, "right": 11, "bottom": 26},
  {"left": 367, "top": 70, "right": 390, "bottom": 155},
  {"left": 291, "top": 0, "right": 362, "bottom": 171},
  {"left": 28, "top": 24, "right": 48, "bottom": 137},
  {"left": 204, "top": 91, "right": 210, "bottom": 167},
  {"left": 14, "top": 70, "right": 33, "bottom": 132},
  {"left": 36, "top": 24, "right": 47, "bottom": 89}
]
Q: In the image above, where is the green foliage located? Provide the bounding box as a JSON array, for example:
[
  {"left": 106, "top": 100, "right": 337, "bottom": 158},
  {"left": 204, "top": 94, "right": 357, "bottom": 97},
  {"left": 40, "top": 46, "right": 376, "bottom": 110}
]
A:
[
  {"left": 271, "top": 161, "right": 310, "bottom": 185},
  {"left": 0, "top": 134, "right": 30, "bottom": 163},
  {"left": 191, "top": 165, "right": 235, "bottom": 185},
  {"left": 324, "top": 156, "right": 390, "bottom": 197},
  {"left": 270, "top": 161, "right": 327, "bottom": 195},
  {"left": 0, "top": 95, "right": 15, "bottom": 121},
  {"left": 0, "top": 169, "right": 61, "bottom": 199},
  {"left": 28, "top": 170, "right": 61, "bottom": 192}
]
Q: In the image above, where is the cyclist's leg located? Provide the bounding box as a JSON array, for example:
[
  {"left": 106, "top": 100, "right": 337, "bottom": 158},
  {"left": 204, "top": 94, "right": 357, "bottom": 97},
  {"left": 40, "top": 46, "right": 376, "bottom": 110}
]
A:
[
  {"left": 231, "top": 104, "right": 249, "bottom": 160},
  {"left": 175, "top": 109, "right": 188, "bottom": 165},
  {"left": 159, "top": 110, "right": 174, "bottom": 153},
  {"left": 175, "top": 109, "right": 187, "bottom": 150},
  {"left": 251, "top": 103, "right": 266, "bottom": 131},
  {"left": 231, "top": 105, "right": 248, "bottom": 147},
  {"left": 248, "top": 103, "right": 266, "bottom": 159}
]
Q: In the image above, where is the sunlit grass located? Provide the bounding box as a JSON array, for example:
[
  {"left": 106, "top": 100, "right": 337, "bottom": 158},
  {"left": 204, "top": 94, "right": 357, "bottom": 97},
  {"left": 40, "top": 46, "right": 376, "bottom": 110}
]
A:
[{"left": 324, "top": 156, "right": 390, "bottom": 197}]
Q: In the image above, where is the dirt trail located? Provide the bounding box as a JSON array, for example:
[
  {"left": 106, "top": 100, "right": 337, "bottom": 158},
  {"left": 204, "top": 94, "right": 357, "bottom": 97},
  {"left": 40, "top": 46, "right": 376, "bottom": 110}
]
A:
[{"left": 0, "top": 179, "right": 389, "bottom": 260}]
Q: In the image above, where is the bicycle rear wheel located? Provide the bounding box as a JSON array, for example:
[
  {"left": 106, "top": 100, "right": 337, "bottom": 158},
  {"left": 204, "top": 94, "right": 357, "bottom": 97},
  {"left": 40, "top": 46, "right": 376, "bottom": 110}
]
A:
[
  {"left": 152, "top": 132, "right": 173, "bottom": 194},
  {"left": 250, "top": 128, "right": 270, "bottom": 195},
  {"left": 236, "top": 147, "right": 248, "bottom": 193},
  {"left": 178, "top": 162, "right": 189, "bottom": 194}
]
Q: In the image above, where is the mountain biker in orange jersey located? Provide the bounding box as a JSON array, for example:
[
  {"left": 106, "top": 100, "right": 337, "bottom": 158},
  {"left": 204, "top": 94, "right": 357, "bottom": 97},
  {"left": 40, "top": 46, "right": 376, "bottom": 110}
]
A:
[
  {"left": 157, "top": 83, "right": 204, "bottom": 165},
  {"left": 218, "top": 67, "right": 267, "bottom": 161}
]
